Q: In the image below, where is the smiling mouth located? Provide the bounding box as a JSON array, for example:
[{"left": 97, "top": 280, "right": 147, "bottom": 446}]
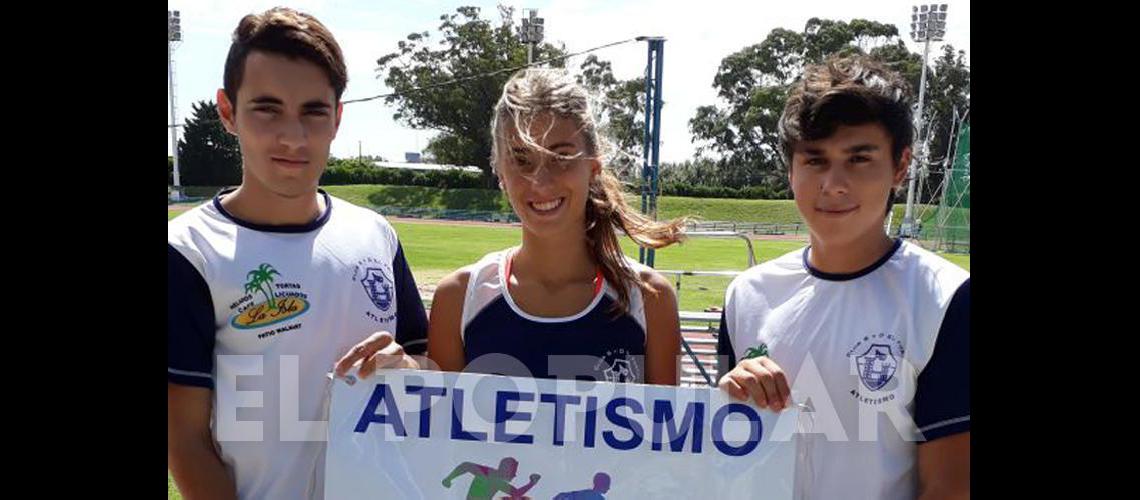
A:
[{"left": 528, "top": 197, "right": 564, "bottom": 213}]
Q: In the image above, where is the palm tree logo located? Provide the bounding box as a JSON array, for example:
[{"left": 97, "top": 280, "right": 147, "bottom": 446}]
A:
[
  {"left": 230, "top": 263, "right": 310, "bottom": 330},
  {"left": 244, "top": 263, "right": 281, "bottom": 310},
  {"left": 742, "top": 344, "right": 769, "bottom": 360}
]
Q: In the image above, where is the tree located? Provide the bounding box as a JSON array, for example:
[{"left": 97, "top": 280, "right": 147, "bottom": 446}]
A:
[
  {"left": 375, "top": 6, "right": 568, "bottom": 186},
  {"left": 424, "top": 133, "right": 479, "bottom": 167},
  {"left": 244, "top": 263, "right": 280, "bottom": 309},
  {"left": 916, "top": 45, "right": 970, "bottom": 204},
  {"left": 689, "top": 18, "right": 969, "bottom": 201},
  {"left": 576, "top": 55, "right": 645, "bottom": 182},
  {"left": 178, "top": 100, "right": 242, "bottom": 186}
]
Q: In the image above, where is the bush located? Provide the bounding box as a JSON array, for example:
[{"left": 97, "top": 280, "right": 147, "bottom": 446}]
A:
[{"left": 320, "top": 159, "right": 484, "bottom": 189}]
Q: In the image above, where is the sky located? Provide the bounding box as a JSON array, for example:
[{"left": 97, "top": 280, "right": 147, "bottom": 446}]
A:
[{"left": 167, "top": 0, "right": 969, "bottom": 164}]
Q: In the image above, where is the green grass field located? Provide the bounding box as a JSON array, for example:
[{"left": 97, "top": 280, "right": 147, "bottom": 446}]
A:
[
  {"left": 390, "top": 220, "right": 810, "bottom": 311},
  {"left": 174, "top": 184, "right": 952, "bottom": 231},
  {"left": 169, "top": 206, "right": 968, "bottom": 310},
  {"left": 319, "top": 185, "right": 945, "bottom": 230}
]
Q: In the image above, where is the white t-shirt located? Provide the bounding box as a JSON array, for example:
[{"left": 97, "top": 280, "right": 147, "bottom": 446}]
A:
[
  {"left": 718, "top": 239, "right": 970, "bottom": 499},
  {"left": 168, "top": 189, "right": 428, "bottom": 499}
]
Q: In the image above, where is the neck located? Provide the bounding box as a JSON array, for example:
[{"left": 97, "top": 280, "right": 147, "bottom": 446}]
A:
[
  {"left": 807, "top": 229, "right": 895, "bottom": 275},
  {"left": 513, "top": 228, "right": 595, "bottom": 285},
  {"left": 220, "top": 179, "right": 323, "bottom": 226}
]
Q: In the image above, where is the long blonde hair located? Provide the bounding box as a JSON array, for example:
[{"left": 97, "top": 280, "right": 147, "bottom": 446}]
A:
[{"left": 490, "top": 68, "right": 686, "bottom": 315}]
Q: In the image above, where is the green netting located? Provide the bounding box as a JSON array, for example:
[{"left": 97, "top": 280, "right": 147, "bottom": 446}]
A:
[{"left": 931, "top": 122, "right": 970, "bottom": 252}]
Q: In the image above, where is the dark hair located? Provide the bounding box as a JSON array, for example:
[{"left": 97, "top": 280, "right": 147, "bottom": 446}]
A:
[
  {"left": 223, "top": 7, "right": 347, "bottom": 108},
  {"left": 779, "top": 55, "right": 913, "bottom": 166}
]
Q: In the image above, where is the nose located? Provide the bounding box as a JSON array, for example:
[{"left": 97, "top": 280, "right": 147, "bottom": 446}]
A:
[
  {"left": 819, "top": 165, "right": 849, "bottom": 196},
  {"left": 277, "top": 116, "right": 307, "bottom": 151},
  {"left": 528, "top": 159, "right": 558, "bottom": 187}
]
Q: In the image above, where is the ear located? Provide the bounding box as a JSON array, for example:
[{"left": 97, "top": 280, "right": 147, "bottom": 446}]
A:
[
  {"left": 590, "top": 158, "right": 602, "bottom": 182},
  {"left": 217, "top": 89, "right": 238, "bottom": 136},
  {"left": 893, "top": 147, "right": 912, "bottom": 187}
]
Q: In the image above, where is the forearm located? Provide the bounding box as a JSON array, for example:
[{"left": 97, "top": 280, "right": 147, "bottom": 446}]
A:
[
  {"left": 169, "top": 438, "right": 237, "bottom": 500},
  {"left": 918, "top": 483, "right": 969, "bottom": 500}
]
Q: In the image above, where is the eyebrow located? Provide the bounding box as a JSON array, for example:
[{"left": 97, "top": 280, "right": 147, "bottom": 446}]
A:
[
  {"left": 545, "top": 142, "right": 577, "bottom": 151},
  {"left": 511, "top": 142, "right": 579, "bottom": 155},
  {"left": 844, "top": 144, "right": 879, "bottom": 154},
  {"left": 800, "top": 144, "right": 880, "bottom": 155},
  {"left": 301, "top": 100, "right": 332, "bottom": 110},
  {"left": 247, "top": 96, "right": 331, "bottom": 110}
]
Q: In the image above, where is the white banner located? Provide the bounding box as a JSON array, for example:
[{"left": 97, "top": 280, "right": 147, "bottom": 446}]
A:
[{"left": 325, "top": 369, "right": 801, "bottom": 499}]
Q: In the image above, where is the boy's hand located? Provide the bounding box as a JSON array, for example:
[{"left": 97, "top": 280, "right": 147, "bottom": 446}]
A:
[
  {"left": 334, "top": 332, "right": 419, "bottom": 379},
  {"left": 717, "top": 356, "right": 791, "bottom": 411}
]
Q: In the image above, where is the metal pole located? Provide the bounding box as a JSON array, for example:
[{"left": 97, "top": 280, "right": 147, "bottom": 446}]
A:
[
  {"left": 639, "top": 41, "right": 653, "bottom": 265},
  {"left": 646, "top": 39, "right": 665, "bottom": 267},
  {"left": 902, "top": 36, "right": 931, "bottom": 238},
  {"left": 168, "top": 34, "right": 182, "bottom": 199}
]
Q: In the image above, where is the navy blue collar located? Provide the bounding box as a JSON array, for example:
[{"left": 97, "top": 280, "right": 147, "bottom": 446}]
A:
[
  {"left": 213, "top": 188, "right": 333, "bottom": 233},
  {"left": 803, "top": 238, "right": 903, "bottom": 281}
]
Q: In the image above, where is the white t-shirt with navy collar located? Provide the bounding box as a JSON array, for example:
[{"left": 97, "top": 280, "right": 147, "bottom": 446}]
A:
[
  {"left": 167, "top": 188, "right": 428, "bottom": 499},
  {"left": 718, "top": 239, "right": 969, "bottom": 500}
]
